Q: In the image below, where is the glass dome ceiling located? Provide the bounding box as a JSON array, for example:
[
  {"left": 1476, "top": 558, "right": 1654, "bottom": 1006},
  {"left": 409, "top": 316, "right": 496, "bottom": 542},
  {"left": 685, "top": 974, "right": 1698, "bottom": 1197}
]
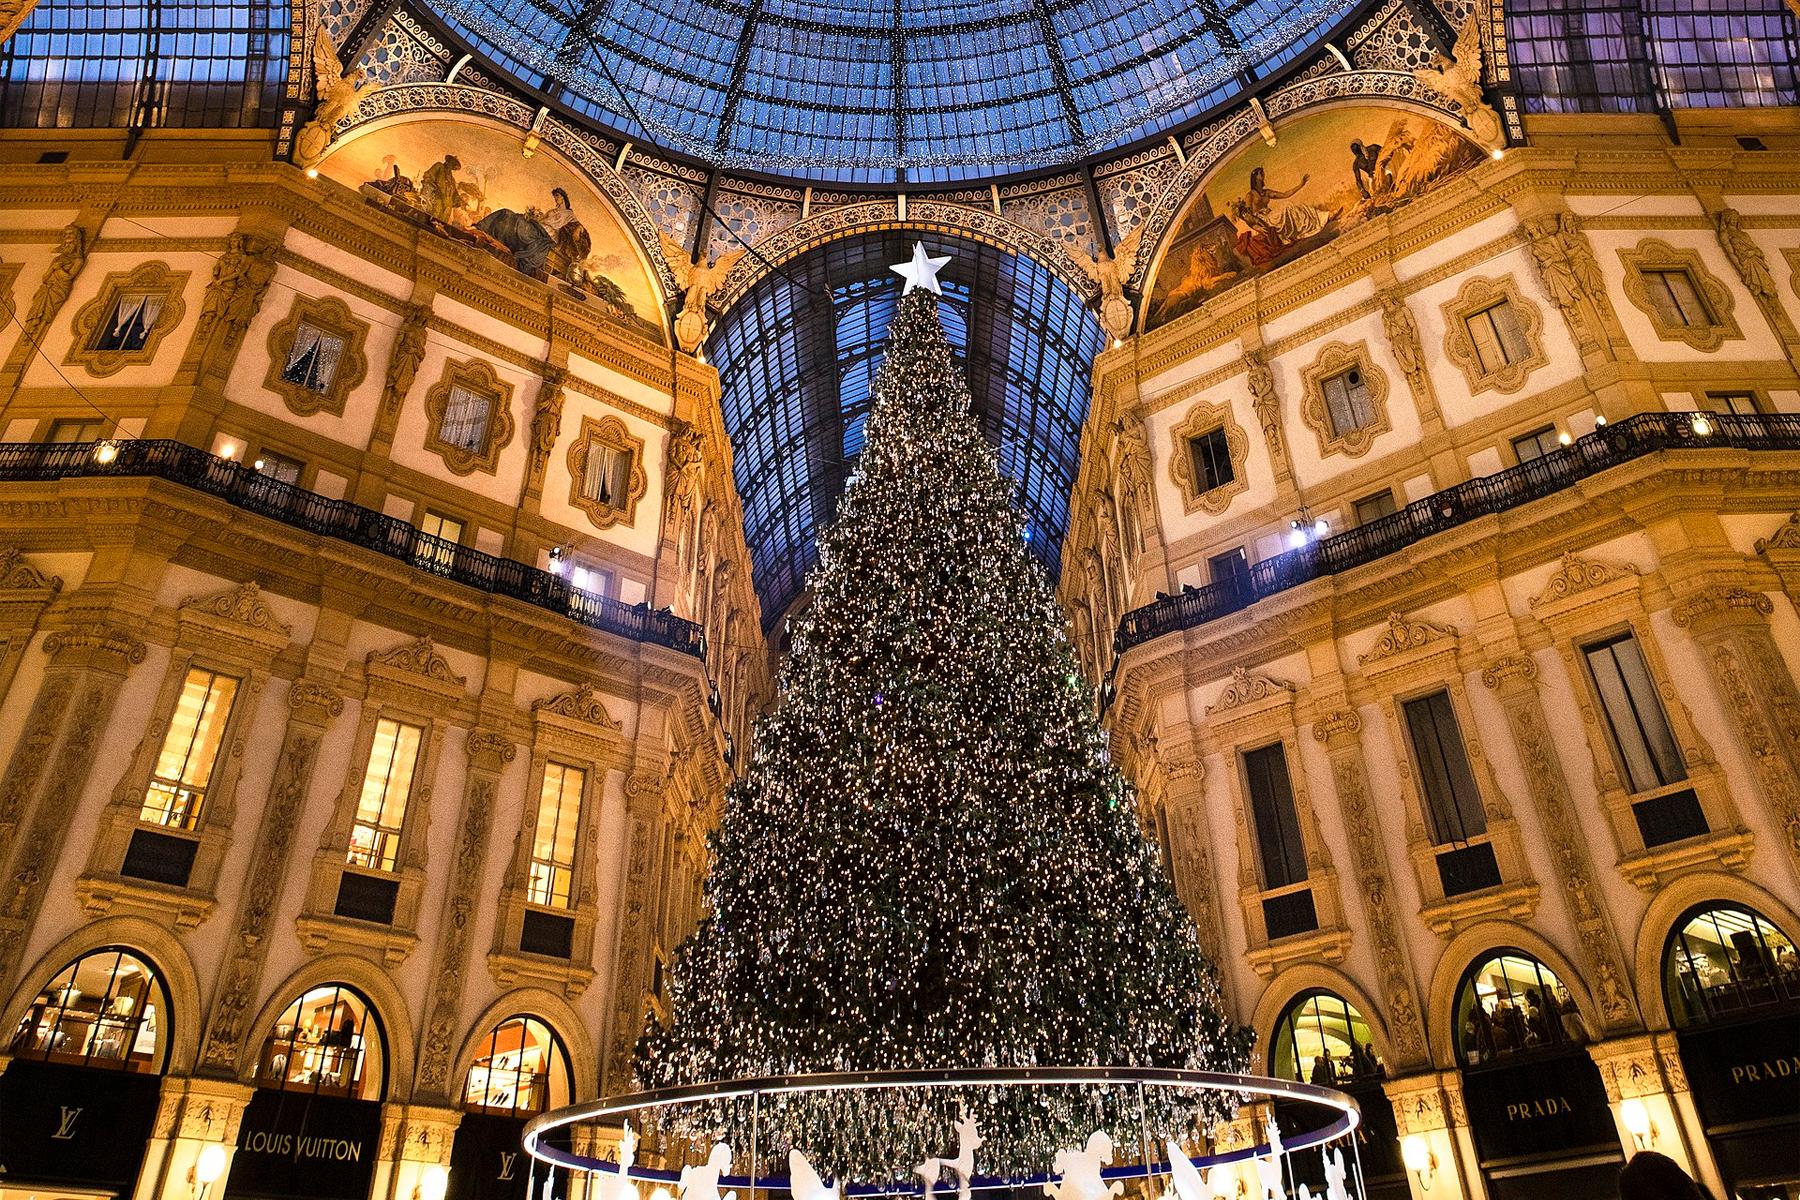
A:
[{"left": 433, "top": 0, "right": 1358, "bottom": 183}]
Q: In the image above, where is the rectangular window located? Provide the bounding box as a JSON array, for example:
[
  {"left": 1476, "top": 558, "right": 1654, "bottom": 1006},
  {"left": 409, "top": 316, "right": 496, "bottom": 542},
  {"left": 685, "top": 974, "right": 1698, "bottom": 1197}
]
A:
[
  {"left": 1243, "top": 743, "right": 1308, "bottom": 889},
  {"left": 281, "top": 323, "right": 346, "bottom": 393},
  {"left": 1209, "top": 547, "right": 1250, "bottom": 592},
  {"left": 347, "top": 718, "right": 423, "bottom": 872},
  {"left": 93, "top": 292, "right": 165, "bottom": 352},
  {"left": 440, "top": 386, "right": 492, "bottom": 453},
  {"left": 1464, "top": 299, "right": 1532, "bottom": 374},
  {"left": 1703, "top": 392, "right": 1759, "bottom": 415},
  {"left": 1188, "top": 427, "right": 1234, "bottom": 493},
  {"left": 568, "top": 564, "right": 613, "bottom": 596},
  {"left": 1403, "top": 691, "right": 1488, "bottom": 845},
  {"left": 1585, "top": 633, "right": 1688, "bottom": 793},
  {"left": 583, "top": 441, "right": 632, "bottom": 508},
  {"left": 1353, "top": 489, "right": 1398, "bottom": 526},
  {"left": 254, "top": 451, "right": 304, "bottom": 485},
  {"left": 528, "top": 763, "right": 584, "bottom": 908},
  {"left": 416, "top": 511, "right": 463, "bottom": 573},
  {"left": 1512, "top": 425, "right": 1563, "bottom": 464},
  {"left": 139, "top": 668, "right": 240, "bottom": 829},
  {"left": 47, "top": 418, "right": 106, "bottom": 442},
  {"left": 1320, "top": 366, "right": 1376, "bottom": 437},
  {"left": 1642, "top": 268, "right": 1713, "bottom": 328}
]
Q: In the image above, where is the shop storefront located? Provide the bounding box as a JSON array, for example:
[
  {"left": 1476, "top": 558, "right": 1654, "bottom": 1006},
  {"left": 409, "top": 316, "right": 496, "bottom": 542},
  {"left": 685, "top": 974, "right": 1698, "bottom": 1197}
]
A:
[
  {"left": 1454, "top": 951, "right": 1622, "bottom": 1200},
  {"left": 446, "top": 1016, "right": 572, "bottom": 1200},
  {"left": 1267, "top": 990, "right": 1406, "bottom": 1200},
  {"left": 224, "top": 984, "right": 387, "bottom": 1200},
  {"left": 1664, "top": 904, "right": 1800, "bottom": 1200},
  {"left": 0, "top": 947, "right": 170, "bottom": 1200}
]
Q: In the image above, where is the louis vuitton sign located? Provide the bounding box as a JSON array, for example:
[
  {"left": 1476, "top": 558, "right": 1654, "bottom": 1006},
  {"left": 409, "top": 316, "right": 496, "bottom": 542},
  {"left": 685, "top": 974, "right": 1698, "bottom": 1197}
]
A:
[
  {"left": 224, "top": 1090, "right": 381, "bottom": 1200},
  {"left": 0, "top": 1059, "right": 161, "bottom": 1189},
  {"left": 447, "top": 1114, "right": 569, "bottom": 1200}
]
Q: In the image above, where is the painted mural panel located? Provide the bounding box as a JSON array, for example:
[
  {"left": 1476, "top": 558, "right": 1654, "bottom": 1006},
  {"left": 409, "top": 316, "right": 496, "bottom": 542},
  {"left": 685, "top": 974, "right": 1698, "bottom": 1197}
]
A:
[
  {"left": 320, "top": 118, "right": 664, "bottom": 343},
  {"left": 1146, "top": 106, "right": 1484, "bottom": 330}
]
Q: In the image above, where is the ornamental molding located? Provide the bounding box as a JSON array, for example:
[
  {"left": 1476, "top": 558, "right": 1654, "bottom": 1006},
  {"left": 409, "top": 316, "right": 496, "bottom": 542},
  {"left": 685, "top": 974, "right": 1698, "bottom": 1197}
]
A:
[
  {"left": 0, "top": 545, "right": 62, "bottom": 593},
  {"left": 367, "top": 636, "right": 467, "bottom": 688},
  {"left": 533, "top": 681, "right": 622, "bottom": 731},
  {"left": 263, "top": 292, "right": 371, "bottom": 419},
  {"left": 1296, "top": 339, "right": 1392, "bottom": 459},
  {"left": 1670, "top": 585, "right": 1774, "bottom": 629},
  {"left": 1479, "top": 653, "right": 1540, "bottom": 691},
  {"left": 64, "top": 260, "right": 191, "bottom": 379},
  {"left": 1755, "top": 511, "right": 1800, "bottom": 554},
  {"left": 1357, "top": 610, "right": 1458, "bottom": 666},
  {"left": 1528, "top": 551, "right": 1642, "bottom": 612},
  {"left": 464, "top": 729, "right": 518, "bottom": 773},
  {"left": 1438, "top": 272, "right": 1550, "bottom": 397},
  {"left": 41, "top": 624, "right": 148, "bottom": 666},
  {"left": 287, "top": 680, "right": 346, "bottom": 722},
  {"left": 178, "top": 580, "right": 293, "bottom": 638},
  {"left": 1615, "top": 237, "right": 1742, "bottom": 353},
  {"left": 421, "top": 357, "right": 516, "bottom": 477},
  {"left": 1167, "top": 397, "right": 1251, "bottom": 516},
  {"left": 566, "top": 414, "right": 649, "bottom": 530},
  {"left": 1205, "top": 666, "right": 1297, "bottom": 716},
  {"left": 1312, "top": 707, "right": 1364, "bottom": 743}
]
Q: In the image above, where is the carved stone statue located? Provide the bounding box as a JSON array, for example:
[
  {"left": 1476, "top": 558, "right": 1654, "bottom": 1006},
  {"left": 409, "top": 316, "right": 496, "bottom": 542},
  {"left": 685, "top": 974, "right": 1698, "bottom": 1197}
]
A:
[
  {"left": 1065, "top": 224, "right": 1145, "bottom": 342},
  {"left": 1413, "top": 16, "right": 1505, "bottom": 153},
  {"left": 293, "top": 24, "right": 372, "bottom": 171},
  {"left": 1522, "top": 214, "right": 1599, "bottom": 351},
  {"left": 664, "top": 417, "right": 704, "bottom": 515},
  {"left": 528, "top": 367, "right": 566, "bottom": 480},
  {"left": 19, "top": 224, "right": 86, "bottom": 350},
  {"left": 660, "top": 232, "right": 747, "bottom": 354},
  {"left": 1716, "top": 207, "right": 1779, "bottom": 302},
  {"left": 195, "top": 232, "right": 280, "bottom": 358},
  {"left": 382, "top": 303, "right": 430, "bottom": 418},
  {"left": 1379, "top": 290, "right": 1425, "bottom": 387}
]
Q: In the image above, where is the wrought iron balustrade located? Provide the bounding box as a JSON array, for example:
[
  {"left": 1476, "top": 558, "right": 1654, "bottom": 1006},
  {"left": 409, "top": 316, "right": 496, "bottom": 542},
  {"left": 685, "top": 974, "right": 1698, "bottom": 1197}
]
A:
[
  {"left": 1115, "top": 411, "right": 1800, "bottom": 655},
  {"left": 0, "top": 438, "right": 705, "bottom": 658}
]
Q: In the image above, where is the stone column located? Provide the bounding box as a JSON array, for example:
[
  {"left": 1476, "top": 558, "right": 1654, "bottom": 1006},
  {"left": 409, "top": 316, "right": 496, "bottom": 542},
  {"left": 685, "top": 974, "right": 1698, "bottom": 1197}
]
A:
[
  {"left": 1671, "top": 584, "right": 1800, "bottom": 875},
  {"left": 134, "top": 1076, "right": 256, "bottom": 1200},
  {"left": 195, "top": 677, "right": 345, "bottom": 1073},
  {"left": 373, "top": 1103, "right": 461, "bottom": 1200},
  {"left": 0, "top": 623, "right": 147, "bottom": 986},
  {"left": 1588, "top": 1033, "right": 1724, "bottom": 1198},
  {"left": 1386, "top": 1071, "right": 1485, "bottom": 1200},
  {"left": 413, "top": 726, "right": 516, "bottom": 1102},
  {"left": 1312, "top": 707, "right": 1431, "bottom": 1072},
  {"left": 602, "top": 775, "right": 667, "bottom": 1094},
  {"left": 1480, "top": 653, "right": 1639, "bottom": 1033}
]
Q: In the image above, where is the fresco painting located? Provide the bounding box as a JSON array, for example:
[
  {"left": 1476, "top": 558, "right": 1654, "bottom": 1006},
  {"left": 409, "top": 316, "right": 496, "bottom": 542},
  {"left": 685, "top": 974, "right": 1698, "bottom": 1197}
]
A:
[
  {"left": 1146, "top": 106, "right": 1486, "bottom": 329},
  {"left": 320, "top": 118, "right": 664, "bottom": 342}
]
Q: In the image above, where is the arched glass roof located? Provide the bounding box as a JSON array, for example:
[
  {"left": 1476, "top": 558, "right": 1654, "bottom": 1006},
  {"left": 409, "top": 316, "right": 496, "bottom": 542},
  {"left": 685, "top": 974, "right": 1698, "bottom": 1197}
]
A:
[
  {"left": 707, "top": 232, "right": 1105, "bottom": 626},
  {"left": 432, "top": 0, "right": 1357, "bottom": 182}
]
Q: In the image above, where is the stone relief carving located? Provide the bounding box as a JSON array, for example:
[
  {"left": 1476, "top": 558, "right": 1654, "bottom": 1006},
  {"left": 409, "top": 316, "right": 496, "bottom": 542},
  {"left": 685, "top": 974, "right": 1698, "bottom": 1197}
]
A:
[
  {"left": 194, "top": 232, "right": 281, "bottom": 361},
  {"left": 533, "top": 682, "right": 622, "bottom": 729},
  {"left": 180, "top": 580, "right": 294, "bottom": 636},
  {"left": 1206, "top": 666, "right": 1296, "bottom": 714},
  {"left": 1358, "top": 611, "right": 1458, "bottom": 665},
  {"left": 1528, "top": 551, "right": 1640, "bottom": 609},
  {"left": 368, "top": 636, "right": 468, "bottom": 686}
]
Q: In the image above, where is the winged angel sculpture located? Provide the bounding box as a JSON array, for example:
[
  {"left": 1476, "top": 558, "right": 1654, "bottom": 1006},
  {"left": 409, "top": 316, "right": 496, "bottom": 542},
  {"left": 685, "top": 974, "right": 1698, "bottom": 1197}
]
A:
[
  {"left": 294, "top": 24, "right": 374, "bottom": 171},
  {"left": 1412, "top": 16, "right": 1504, "bottom": 154},
  {"left": 1062, "top": 223, "right": 1144, "bottom": 343},
  {"left": 661, "top": 232, "right": 748, "bottom": 353}
]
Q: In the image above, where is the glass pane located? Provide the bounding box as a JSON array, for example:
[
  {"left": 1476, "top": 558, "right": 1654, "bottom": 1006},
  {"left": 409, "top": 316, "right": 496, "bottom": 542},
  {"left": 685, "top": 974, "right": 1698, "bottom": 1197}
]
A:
[
  {"left": 1456, "top": 951, "right": 1581, "bottom": 1064},
  {"left": 256, "top": 985, "right": 384, "bottom": 1099},
  {"left": 442, "top": 387, "right": 492, "bottom": 451},
  {"left": 1404, "top": 691, "right": 1487, "bottom": 844},
  {"left": 1272, "top": 991, "right": 1384, "bottom": 1085},
  {"left": 141, "top": 669, "right": 239, "bottom": 828},
  {"left": 1665, "top": 905, "right": 1800, "bottom": 1027},
  {"left": 1243, "top": 743, "right": 1306, "bottom": 889},
  {"left": 349, "top": 719, "right": 422, "bottom": 872},
  {"left": 464, "top": 1016, "right": 569, "bottom": 1115},
  {"left": 7, "top": 948, "right": 166, "bottom": 1072},
  {"left": 282, "top": 324, "right": 345, "bottom": 392}
]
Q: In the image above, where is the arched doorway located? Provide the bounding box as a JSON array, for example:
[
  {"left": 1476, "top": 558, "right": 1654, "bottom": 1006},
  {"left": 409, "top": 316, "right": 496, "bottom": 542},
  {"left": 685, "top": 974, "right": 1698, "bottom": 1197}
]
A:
[
  {"left": 1453, "top": 950, "right": 1622, "bottom": 1199},
  {"left": 2, "top": 947, "right": 171, "bottom": 1194},
  {"left": 447, "top": 1015, "right": 575, "bottom": 1200},
  {"left": 227, "top": 984, "right": 388, "bottom": 1200},
  {"left": 1662, "top": 903, "right": 1800, "bottom": 1199},
  {"left": 1267, "top": 989, "right": 1406, "bottom": 1198}
]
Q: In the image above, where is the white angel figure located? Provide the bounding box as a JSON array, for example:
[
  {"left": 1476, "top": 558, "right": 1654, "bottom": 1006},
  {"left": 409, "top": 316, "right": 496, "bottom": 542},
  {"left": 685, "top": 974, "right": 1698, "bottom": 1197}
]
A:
[
  {"left": 1046, "top": 1132, "right": 1122, "bottom": 1200},
  {"left": 1412, "top": 16, "right": 1504, "bottom": 152},
  {"left": 679, "top": 1142, "right": 735, "bottom": 1200},
  {"left": 1251, "top": 1155, "right": 1286, "bottom": 1200},
  {"left": 602, "top": 1123, "right": 642, "bottom": 1200},
  {"left": 1163, "top": 1139, "right": 1214, "bottom": 1200},
  {"left": 788, "top": 1149, "right": 839, "bottom": 1200},
  {"left": 294, "top": 23, "right": 372, "bottom": 169}
]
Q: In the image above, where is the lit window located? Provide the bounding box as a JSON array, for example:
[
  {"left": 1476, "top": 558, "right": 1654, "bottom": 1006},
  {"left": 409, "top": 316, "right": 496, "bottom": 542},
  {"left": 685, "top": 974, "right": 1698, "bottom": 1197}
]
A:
[
  {"left": 92, "top": 292, "right": 165, "bottom": 353},
  {"left": 1271, "top": 990, "right": 1384, "bottom": 1086},
  {"left": 1454, "top": 950, "right": 1584, "bottom": 1065},
  {"left": 439, "top": 385, "right": 492, "bottom": 453},
  {"left": 140, "top": 668, "right": 239, "bottom": 829},
  {"left": 1640, "top": 268, "right": 1714, "bottom": 328},
  {"left": 1583, "top": 634, "right": 1687, "bottom": 793},
  {"left": 281, "top": 322, "right": 346, "bottom": 394},
  {"left": 7, "top": 948, "right": 168, "bottom": 1073},
  {"left": 528, "top": 763, "right": 584, "bottom": 908},
  {"left": 1511, "top": 425, "right": 1563, "bottom": 464},
  {"left": 253, "top": 451, "right": 303, "bottom": 485},
  {"left": 582, "top": 440, "right": 632, "bottom": 509},
  {"left": 1664, "top": 904, "right": 1800, "bottom": 1029},
  {"left": 463, "top": 1015, "right": 571, "bottom": 1116},
  {"left": 47, "top": 418, "right": 106, "bottom": 442},
  {"left": 1353, "top": 490, "right": 1398, "bottom": 526},
  {"left": 1187, "top": 427, "right": 1234, "bottom": 493},
  {"left": 416, "top": 511, "right": 463, "bottom": 573},
  {"left": 1464, "top": 299, "right": 1532, "bottom": 375},
  {"left": 255, "top": 984, "right": 384, "bottom": 1099},
  {"left": 1402, "top": 691, "right": 1487, "bottom": 845},
  {"left": 1319, "top": 366, "right": 1376, "bottom": 438},
  {"left": 347, "top": 718, "right": 422, "bottom": 872}
]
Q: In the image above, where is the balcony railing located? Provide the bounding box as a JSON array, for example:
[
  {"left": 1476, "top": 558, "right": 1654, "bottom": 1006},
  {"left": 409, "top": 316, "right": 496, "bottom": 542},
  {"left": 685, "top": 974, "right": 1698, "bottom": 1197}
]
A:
[
  {"left": 0, "top": 438, "right": 705, "bottom": 659},
  {"left": 1116, "top": 411, "right": 1800, "bottom": 655}
]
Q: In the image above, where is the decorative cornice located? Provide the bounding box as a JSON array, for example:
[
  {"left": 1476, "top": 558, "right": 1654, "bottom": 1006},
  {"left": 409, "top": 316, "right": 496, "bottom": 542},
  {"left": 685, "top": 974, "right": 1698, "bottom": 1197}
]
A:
[
  {"left": 0, "top": 545, "right": 61, "bottom": 593},
  {"left": 1205, "top": 666, "right": 1297, "bottom": 715},
  {"left": 1670, "top": 585, "right": 1774, "bottom": 629},
  {"left": 1528, "top": 551, "right": 1641, "bottom": 610},
  {"left": 533, "top": 682, "right": 622, "bottom": 730},
  {"left": 1480, "top": 653, "right": 1540, "bottom": 691},
  {"left": 42, "top": 624, "right": 147, "bottom": 666},
  {"left": 287, "top": 680, "right": 346, "bottom": 722},
  {"left": 367, "top": 636, "right": 468, "bottom": 687},
  {"left": 1755, "top": 511, "right": 1800, "bottom": 554},
  {"left": 1357, "top": 611, "right": 1458, "bottom": 665},
  {"left": 178, "top": 580, "right": 293, "bottom": 637}
]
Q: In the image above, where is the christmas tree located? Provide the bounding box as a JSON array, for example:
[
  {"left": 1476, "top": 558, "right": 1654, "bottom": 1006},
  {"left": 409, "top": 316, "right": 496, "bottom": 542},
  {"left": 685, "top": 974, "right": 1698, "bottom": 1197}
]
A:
[{"left": 637, "top": 254, "right": 1249, "bottom": 1179}]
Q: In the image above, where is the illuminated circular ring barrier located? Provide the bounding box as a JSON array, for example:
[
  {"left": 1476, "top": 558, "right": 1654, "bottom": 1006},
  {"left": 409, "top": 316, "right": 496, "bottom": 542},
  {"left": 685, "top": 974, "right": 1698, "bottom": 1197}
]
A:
[{"left": 522, "top": 1066, "right": 1363, "bottom": 1196}]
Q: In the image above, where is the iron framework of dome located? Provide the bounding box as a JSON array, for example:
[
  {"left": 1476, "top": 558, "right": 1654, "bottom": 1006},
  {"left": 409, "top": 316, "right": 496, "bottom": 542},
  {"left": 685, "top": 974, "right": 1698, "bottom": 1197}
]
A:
[{"left": 431, "top": 0, "right": 1359, "bottom": 183}]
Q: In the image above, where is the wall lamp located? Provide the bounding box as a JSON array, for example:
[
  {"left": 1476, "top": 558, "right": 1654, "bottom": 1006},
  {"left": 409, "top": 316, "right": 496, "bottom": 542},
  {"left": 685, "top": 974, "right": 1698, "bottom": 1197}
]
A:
[
  {"left": 415, "top": 1165, "right": 449, "bottom": 1200},
  {"left": 1621, "top": 1097, "right": 1657, "bottom": 1150},
  {"left": 1401, "top": 1134, "right": 1437, "bottom": 1190},
  {"left": 191, "top": 1144, "right": 227, "bottom": 1200}
]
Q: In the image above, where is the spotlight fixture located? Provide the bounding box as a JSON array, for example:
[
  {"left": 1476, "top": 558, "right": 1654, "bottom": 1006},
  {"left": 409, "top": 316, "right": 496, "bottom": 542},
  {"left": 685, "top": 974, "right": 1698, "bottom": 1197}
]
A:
[
  {"left": 1691, "top": 413, "right": 1713, "bottom": 436},
  {"left": 192, "top": 1144, "right": 226, "bottom": 1200},
  {"left": 93, "top": 440, "right": 118, "bottom": 464},
  {"left": 1621, "top": 1097, "right": 1656, "bottom": 1149},
  {"left": 1558, "top": 431, "right": 1572, "bottom": 446},
  {"left": 415, "top": 1165, "right": 449, "bottom": 1200}
]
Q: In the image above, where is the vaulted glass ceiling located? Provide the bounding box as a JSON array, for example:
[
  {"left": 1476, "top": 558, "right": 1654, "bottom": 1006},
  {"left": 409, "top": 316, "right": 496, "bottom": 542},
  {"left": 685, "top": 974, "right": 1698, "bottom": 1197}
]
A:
[{"left": 433, "top": 0, "right": 1357, "bottom": 182}]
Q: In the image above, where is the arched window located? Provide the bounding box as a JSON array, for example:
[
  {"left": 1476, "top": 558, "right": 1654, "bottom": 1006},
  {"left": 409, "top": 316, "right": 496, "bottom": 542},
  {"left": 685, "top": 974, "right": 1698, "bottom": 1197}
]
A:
[
  {"left": 1270, "top": 990, "right": 1385, "bottom": 1086},
  {"left": 463, "top": 1015, "right": 572, "bottom": 1117},
  {"left": 1454, "top": 950, "right": 1587, "bottom": 1067},
  {"left": 6, "top": 947, "right": 169, "bottom": 1073},
  {"left": 253, "top": 984, "right": 385, "bottom": 1100},
  {"left": 1663, "top": 903, "right": 1800, "bottom": 1028}
]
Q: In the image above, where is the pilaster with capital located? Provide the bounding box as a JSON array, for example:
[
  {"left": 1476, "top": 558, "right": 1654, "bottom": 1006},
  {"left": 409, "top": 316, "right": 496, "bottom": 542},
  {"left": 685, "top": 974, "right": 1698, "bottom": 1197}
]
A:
[
  {"left": 602, "top": 768, "right": 669, "bottom": 1093},
  {"left": 372, "top": 1103, "right": 462, "bottom": 1200},
  {"left": 1587, "top": 1032, "right": 1723, "bottom": 1194},
  {"left": 1756, "top": 512, "right": 1800, "bottom": 615},
  {"left": 1384, "top": 1070, "right": 1486, "bottom": 1200},
  {"left": 133, "top": 1076, "right": 256, "bottom": 1200}
]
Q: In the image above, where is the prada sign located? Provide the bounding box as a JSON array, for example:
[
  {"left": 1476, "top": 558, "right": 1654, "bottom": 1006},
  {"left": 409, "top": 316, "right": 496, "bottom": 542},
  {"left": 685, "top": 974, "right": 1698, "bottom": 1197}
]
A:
[
  {"left": 1463, "top": 1053, "right": 1618, "bottom": 1164},
  {"left": 447, "top": 1114, "right": 569, "bottom": 1200},
  {"left": 1678, "top": 1015, "right": 1800, "bottom": 1130},
  {"left": 0, "top": 1059, "right": 162, "bottom": 1188},
  {"left": 225, "top": 1090, "right": 381, "bottom": 1200}
]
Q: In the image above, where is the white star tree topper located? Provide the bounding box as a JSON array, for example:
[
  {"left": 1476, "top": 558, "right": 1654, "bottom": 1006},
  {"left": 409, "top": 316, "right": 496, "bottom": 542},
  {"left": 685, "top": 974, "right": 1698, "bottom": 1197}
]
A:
[{"left": 890, "top": 242, "right": 952, "bottom": 295}]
